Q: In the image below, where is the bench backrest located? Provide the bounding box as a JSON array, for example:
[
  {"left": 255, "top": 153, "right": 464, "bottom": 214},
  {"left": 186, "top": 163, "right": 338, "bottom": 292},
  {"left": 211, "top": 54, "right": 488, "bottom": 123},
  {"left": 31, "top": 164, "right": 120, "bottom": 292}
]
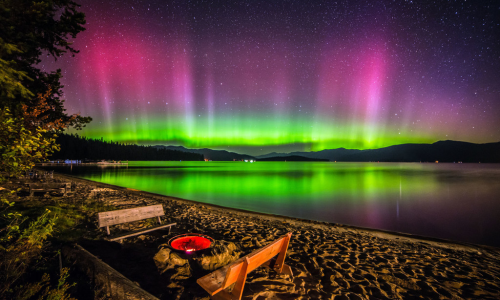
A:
[
  {"left": 29, "top": 183, "right": 69, "bottom": 190},
  {"left": 221, "top": 233, "right": 291, "bottom": 289},
  {"left": 98, "top": 204, "right": 164, "bottom": 228}
]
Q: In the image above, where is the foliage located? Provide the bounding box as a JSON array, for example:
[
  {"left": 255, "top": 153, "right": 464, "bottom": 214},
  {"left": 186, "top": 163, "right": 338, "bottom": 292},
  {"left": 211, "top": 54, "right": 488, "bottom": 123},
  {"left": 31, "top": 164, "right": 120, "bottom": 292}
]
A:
[
  {"left": 0, "top": 107, "right": 60, "bottom": 176},
  {"left": 0, "top": 199, "right": 57, "bottom": 295},
  {"left": 0, "top": 190, "right": 23, "bottom": 244},
  {"left": 52, "top": 133, "right": 205, "bottom": 161},
  {"left": 0, "top": 190, "right": 78, "bottom": 299},
  {"left": 1, "top": 0, "right": 92, "bottom": 176},
  {"left": 30, "top": 267, "right": 76, "bottom": 300},
  {"left": 0, "top": 40, "right": 33, "bottom": 100},
  {"left": 15, "top": 267, "right": 75, "bottom": 300},
  {"left": 0, "top": 0, "right": 91, "bottom": 129},
  {"left": 0, "top": 1, "right": 87, "bottom": 297}
]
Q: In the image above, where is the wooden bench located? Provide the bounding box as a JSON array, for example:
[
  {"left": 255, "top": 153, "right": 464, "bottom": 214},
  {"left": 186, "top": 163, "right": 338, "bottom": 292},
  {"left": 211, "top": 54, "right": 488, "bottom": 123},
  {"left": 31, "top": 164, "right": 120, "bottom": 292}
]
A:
[
  {"left": 90, "top": 187, "right": 117, "bottom": 198},
  {"left": 197, "top": 232, "right": 293, "bottom": 300},
  {"left": 97, "top": 204, "right": 176, "bottom": 242},
  {"left": 28, "top": 182, "right": 71, "bottom": 197}
]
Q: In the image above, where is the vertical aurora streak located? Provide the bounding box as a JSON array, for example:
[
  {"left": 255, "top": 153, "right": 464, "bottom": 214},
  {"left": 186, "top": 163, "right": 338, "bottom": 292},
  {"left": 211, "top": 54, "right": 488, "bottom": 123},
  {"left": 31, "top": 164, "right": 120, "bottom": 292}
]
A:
[{"left": 43, "top": 0, "right": 500, "bottom": 155}]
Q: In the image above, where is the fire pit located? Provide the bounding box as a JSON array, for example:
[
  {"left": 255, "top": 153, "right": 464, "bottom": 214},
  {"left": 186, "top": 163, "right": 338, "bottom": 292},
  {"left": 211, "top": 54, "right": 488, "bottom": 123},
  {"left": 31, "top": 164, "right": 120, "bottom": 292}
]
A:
[
  {"left": 155, "top": 235, "right": 239, "bottom": 273},
  {"left": 168, "top": 233, "right": 214, "bottom": 253}
]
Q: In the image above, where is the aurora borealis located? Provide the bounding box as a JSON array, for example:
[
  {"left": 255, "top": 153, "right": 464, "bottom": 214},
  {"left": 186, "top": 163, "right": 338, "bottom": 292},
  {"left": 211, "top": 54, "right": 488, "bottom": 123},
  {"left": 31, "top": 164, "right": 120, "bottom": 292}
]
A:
[{"left": 44, "top": 0, "right": 500, "bottom": 155}]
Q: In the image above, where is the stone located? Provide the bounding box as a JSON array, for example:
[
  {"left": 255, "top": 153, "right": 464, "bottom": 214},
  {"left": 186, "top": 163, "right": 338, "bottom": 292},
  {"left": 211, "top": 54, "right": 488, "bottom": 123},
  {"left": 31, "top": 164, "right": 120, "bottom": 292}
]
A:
[
  {"left": 169, "top": 252, "right": 189, "bottom": 268},
  {"left": 154, "top": 247, "right": 189, "bottom": 274},
  {"left": 153, "top": 248, "right": 171, "bottom": 270},
  {"left": 170, "top": 264, "right": 191, "bottom": 280},
  {"left": 194, "top": 240, "right": 240, "bottom": 271}
]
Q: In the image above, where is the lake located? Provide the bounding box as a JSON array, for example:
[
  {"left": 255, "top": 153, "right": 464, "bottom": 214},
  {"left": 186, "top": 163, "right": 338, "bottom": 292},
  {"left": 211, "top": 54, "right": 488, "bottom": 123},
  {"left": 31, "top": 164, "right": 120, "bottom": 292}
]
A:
[{"left": 46, "top": 162, "right": 500, "bottom": 247}]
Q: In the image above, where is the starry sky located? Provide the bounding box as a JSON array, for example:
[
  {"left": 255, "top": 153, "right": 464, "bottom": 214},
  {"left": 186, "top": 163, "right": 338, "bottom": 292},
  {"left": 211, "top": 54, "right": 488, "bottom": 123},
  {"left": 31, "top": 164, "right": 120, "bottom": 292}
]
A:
[{"left": 44, "top": 0, "right": 500, "bottom": 155}]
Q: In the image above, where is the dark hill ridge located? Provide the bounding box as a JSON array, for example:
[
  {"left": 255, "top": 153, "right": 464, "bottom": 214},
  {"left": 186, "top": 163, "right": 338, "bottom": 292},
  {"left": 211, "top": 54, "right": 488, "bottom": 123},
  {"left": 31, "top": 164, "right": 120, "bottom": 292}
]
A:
[
  {"left": 152, "top": 145, "right": 255, "bottom": 161},
  {"left": 258, "top": 155, "right": 329, "bottom": 162},
  {"left": 257, "top": 148, "right": 362, "bottom": 161},
  {"left": 152, "top": 141, "right": 500, "bottom": 162},
  {"left": 256, "top": 141, "right": 500, "bottom": 163},
  {"left": 349, "top": 140, "right": 500, "bottom": 163}
]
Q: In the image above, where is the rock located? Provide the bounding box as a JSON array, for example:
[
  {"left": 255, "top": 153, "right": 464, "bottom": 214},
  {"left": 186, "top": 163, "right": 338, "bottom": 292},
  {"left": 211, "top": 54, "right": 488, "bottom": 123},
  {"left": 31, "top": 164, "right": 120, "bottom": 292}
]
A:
[
  {"left": 170, "top": 264, "right": 191, "bottom": 280},
  {"left": 194, "top": 240, "right": 240, "bottom": 271},
  {"left": 153, "top": 248, "right": 171, "bottom": 269},
  {"left": 169, "top": 252, "right": 189, "bottom": 268},
  {"left": 154, "top": 247, "right": 189, "bottom": 274}
]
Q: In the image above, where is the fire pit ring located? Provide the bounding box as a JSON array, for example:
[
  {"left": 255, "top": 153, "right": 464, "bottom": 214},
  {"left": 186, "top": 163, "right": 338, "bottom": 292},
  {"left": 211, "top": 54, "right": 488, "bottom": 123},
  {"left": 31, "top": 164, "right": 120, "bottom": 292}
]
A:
[{"left": 168, "top": 233, "right": 214, "bottom": 253}]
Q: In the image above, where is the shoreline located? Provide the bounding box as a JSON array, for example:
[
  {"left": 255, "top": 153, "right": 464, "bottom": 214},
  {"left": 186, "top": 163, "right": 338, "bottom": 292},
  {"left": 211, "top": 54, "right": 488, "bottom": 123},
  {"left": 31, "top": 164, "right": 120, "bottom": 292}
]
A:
[
  {"left": 54, "top": 171, "right": 497, "bottom": 254},
  {"left": 20, "top": 170, "right": 500, "bottom": 299}
]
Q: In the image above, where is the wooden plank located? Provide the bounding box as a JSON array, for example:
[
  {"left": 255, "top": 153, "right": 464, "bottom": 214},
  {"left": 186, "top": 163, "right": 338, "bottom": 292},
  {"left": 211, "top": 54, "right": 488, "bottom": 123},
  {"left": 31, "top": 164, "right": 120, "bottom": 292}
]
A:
[
  {"left": 98, "top": 204, "right": 164, "bottom": 227},
  {"left": 29, "top": 184, "right": 67, "bottom": 190},
  {"left": 29, "top": 182, "right": 68, "bottom": 188},
  {"left": 197, "top": 264, "right": 231, "bottom": 296},
  {"left": 221, "top": 259, "right": 245, "bottom": 289},
  {"left": 31, "top": 188, "right": 64, "bottom": 192},
  {"left": 245, "top": 238, "right": 286, "bottom": 272},
  {"left": 108, "top": 223, "right": 176, "bottom": 241},
  {"left": 29, "top": 183, "right": 68, "bottom": 196}
]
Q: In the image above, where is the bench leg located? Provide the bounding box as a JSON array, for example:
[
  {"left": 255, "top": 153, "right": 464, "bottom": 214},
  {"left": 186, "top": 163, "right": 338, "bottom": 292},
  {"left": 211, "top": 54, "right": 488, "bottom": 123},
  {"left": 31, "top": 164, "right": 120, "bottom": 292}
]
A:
[
  {"left": 280, "top": 264, "right": 293, "bottom": 278},
  {"left": 273, "top": 232, "right": 292, "bottom": 273},
  {"left": 230, "top": 257, "right": 250, "bottom": 300},
  {"left": 213, "top": 257, "right": 251, "bottom": 300},
  {"left": 263, "top": 260, "right": 293, "bottom": 278}
]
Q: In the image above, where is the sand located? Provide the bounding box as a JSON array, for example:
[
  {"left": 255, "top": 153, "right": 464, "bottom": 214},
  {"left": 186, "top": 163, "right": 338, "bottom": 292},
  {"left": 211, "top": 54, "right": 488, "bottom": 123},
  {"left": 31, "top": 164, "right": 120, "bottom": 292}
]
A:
[{"left": 7, "top": 172, "right": 500, "bottom": 299}]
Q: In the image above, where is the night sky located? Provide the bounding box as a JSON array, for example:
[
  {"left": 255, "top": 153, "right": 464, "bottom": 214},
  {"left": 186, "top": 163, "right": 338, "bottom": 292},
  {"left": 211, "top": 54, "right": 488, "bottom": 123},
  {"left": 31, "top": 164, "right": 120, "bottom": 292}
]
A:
[{"left": 44, "top": 0, "right": 500, "bottom": 155}]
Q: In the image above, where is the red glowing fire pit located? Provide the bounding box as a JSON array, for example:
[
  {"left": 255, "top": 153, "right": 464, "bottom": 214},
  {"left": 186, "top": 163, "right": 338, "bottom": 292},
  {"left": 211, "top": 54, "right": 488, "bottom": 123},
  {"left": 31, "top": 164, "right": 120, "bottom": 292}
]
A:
[{"left": 169, "top": 233, "right": 214, "bottom": 253}]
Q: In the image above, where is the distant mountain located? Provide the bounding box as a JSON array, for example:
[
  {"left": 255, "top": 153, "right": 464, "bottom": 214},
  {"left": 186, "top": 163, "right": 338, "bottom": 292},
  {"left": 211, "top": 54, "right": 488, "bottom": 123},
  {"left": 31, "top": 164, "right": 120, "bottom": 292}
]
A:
[
  {"left": 257, "top": 148, "right": 361, "bottom": 161},
  {"left": 257, "top": 141, "right": 500, "bottom": 163},
  {"left": 152, "top": 145, "right": 255, "bottom": 161},
  {"left": 153, "top": 141, "right": 500, "bottom": 162},
  {"left": 258, "top": 155, "right": 329, "bottom": 162},
  {"left": 341, "top": 140, "right": 500, "bottom": 163}
]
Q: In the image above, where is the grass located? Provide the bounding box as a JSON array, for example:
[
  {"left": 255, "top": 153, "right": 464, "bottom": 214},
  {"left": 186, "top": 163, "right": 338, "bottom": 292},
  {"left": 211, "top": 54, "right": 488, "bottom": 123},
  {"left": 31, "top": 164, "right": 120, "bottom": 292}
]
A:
[
  {"left": 1, "top": 187, "right": 118, "bottom": 299},
  {"left": 11, "top": 196, "right": 117, "bottom": 242}
]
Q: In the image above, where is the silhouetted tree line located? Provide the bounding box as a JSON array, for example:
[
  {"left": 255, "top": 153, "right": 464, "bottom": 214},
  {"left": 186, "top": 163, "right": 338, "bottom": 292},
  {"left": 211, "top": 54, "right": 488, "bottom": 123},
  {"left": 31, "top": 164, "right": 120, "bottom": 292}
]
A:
[{"left": 51, "top": 133, "right": 203, "bottom": 161}]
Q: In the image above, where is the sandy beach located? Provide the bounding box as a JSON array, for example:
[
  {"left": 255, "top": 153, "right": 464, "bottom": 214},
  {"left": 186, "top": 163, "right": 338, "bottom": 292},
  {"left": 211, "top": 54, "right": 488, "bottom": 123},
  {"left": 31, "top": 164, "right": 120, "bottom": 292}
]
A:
[{"left": 9, "top": 172, "right": 500, "bottom": 299}]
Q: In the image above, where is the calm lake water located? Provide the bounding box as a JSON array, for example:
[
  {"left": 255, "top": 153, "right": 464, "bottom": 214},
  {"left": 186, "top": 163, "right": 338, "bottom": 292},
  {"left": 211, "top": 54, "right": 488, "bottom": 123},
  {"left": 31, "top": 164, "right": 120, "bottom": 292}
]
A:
[{"left": 47, "top": 162, "right": 500, "bottom": 247}]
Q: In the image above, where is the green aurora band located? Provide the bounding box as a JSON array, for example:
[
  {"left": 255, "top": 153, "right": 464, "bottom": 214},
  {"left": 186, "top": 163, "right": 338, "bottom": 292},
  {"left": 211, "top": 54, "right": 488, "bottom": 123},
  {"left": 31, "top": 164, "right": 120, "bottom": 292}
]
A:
[{"left": 79, "top": 114, "right": 437, "bottom": 153}]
